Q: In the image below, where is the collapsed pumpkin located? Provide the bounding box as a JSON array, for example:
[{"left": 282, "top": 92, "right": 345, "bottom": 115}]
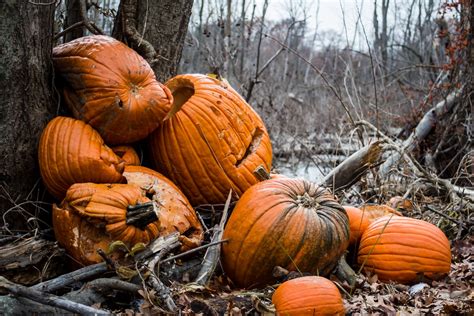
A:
[
  {"left": 122, "top": 165, "right": 203, "bottom": 251},
  {"left": 344, "top": 204, "right": 402, "bottom": 246},
  {"left": 52, "top": 35, "right": 173, "bottom": 145},
  {"left": 38, "top": 116, "right": 125, "bottom": 200},
  {"left": 221, "top": 177, "right": 349, "bottom": 288},
  {"left": 112, "top": 145, "right": 141, "bottom": 166},
  {"left": 358, "top": 216, "right": 451, "bottom": 284},
  {"left": 272, "top": 276, "right": 345, "bottom": 316},
  {"left": 149, "top": 74, "right": 272, "bottom": 205},
  {"left": 53, "top": 179, "right": 202, "bottom": 266}
]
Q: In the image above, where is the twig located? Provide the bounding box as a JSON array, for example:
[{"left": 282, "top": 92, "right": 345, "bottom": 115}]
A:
[
  {"left": 263, "top": 33, "right": 365, "bottom": 144},
  {"left": 0, "top": 276, "right": 110, "bottom": 315},
  {"left": 32, "top": 262, "right": 108, "bottom": 293},
  {"left": 79, "top": 0, "right": 104, "bottom": 35},
  {"left": 195, "top": 190, "right": 232, "bottom": 286},
  {"left": 161, "top": 239, "right": 229, "bottom": 264},
  {"left": 53, "top": 21, "right": 84, "bottom": 40}
]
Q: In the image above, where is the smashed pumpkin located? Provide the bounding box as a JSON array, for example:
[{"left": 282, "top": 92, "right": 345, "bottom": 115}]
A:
[
  {"left": 149, "top": 74, "right": 272, "bottom": 205},
  {"left": 358, "top": 216, "right": 451, "bottom": 284},
  {"left": 53, "top": 179, "right": 203, "bottom": 266},
  {"left": 272, "top": 276, "right": 345, "bottom": 316},
  {"left": 222, "top": 178, "right": 349, "bottom": 288},
  {"left": 52, "top": 35, "right": 173, "bottom": 145},
  {"left": 38, "top": 116, "right": 124, "bottom": 200}
]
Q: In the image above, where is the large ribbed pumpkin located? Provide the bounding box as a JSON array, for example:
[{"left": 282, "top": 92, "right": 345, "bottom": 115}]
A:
[
  {"left": 122, "top": 165, "right": 204, "bottom": 251},
  {"left": 222, "top": 178, "right": 349, "bottom": 288},
  {"left": 272, "top": 276, "right": 345, "bottom": 316},
  {"left": 344, "top": 204, "right": 402, "bottom": 246},
  {"left": 52, "top": 35, "right": 172, "bottom": 145},
  {"left": 358, "top": 216, "right": 451, "bottom": 284},
  {"left": 38, "top": 116, "right": 125, "bottom": 200},
  {"left": 148, "top": 74, "right": 272, "bottom": 205}
]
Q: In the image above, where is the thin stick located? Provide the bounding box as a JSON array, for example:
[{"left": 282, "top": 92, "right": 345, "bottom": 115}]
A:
[
  {"left": 195, "top": 190, "right": 232, "bottom": 285},
  {"left": 161, "top": 239, "right": 229, "bottom": 264}
]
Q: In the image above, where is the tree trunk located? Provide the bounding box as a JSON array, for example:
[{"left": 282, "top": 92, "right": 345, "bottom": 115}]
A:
[
  {"left": 113, "top": 0, "right": 194, "bottom": 82},
  {"left": 64, "top": 0, "right": 84, "bottom": 42},
  {"left": 0, "top": 1, "right": 55, "bottom": 222}
]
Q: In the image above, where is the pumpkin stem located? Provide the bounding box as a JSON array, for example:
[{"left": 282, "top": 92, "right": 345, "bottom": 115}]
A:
[
  {"left": 334, "top": 254, "right": 356, "bottom": 287},
  {"left": 296, "top": 192, "right": 320, "bottom": 208},
  {"left": 254, "top": 165, "right": 270, "bottom": 181},
  {"left": 126, "top": 202, "right": 158, "bottom": 230}
]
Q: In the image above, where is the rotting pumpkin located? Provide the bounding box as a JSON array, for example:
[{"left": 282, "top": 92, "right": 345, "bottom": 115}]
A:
[
  {"left": 112, "top": 145, "right": 141, "bottom": 166},
  {"left": 53, "top": 178, "right": 203, "bottom": 266},
  {"left": 52, "top": 35, "right": 173, "bottom": 145},
  {"left": 357, "top": 216, "right": 451, "bottom": 284},
  {"left": 38, "top": 116, "right": 125, "bottom": 200},
  {"left": 148, "top": 74, "right": 272, "bottom": 206},
  {"left": 221, "top": 177, "right": 349, "bottom": 288},
  {"left": 272, "top": 276, "right": 345, "bottom": 316}
]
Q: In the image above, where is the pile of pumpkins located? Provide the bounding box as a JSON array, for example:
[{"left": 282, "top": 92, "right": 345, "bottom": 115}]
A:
[{"left": 39, "top": 35, "right": 451, "bottom": 314}]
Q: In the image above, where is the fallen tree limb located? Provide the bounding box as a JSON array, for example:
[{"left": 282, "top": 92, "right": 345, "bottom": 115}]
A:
[
  {"left": 32, "top": 262, "right": 108, "bottom": 292},
  {"left": 379, "top": 88, "right": 463, "bottom": 176},
  {"left": 195, "top": 190, "right": 232, "bottom": 286},
  {"left": 322, "top": 141, "right": 383, "bottom": 192},
  {"left": 0, "top": 276, "right": 110, "bottom": 315}
]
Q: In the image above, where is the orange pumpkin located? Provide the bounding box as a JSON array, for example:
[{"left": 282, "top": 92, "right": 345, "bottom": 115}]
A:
[
  {"left": 112, "top": 145, "right": 141, "bottom": 166},
  {"left": 38, "top": 116, "right": 125, "bottom": 200},
  {"left": 149, "top": 74, "right": 272, "bottom": 205},
  {"left": 54, "top": 178, "right": 203, "bottom": 266},
  {"left": 272, "top": 276, "right": 345, "bottom": 316},
  {"left": 222, "top": 178, "right": 349, "bottom": 288},
  {"left": 52, "top": 35, "right": 173, "bottom": 145},
  {"left": 122, "top": 165, "right": 203, "bottom": 251},
  {"left": 358, "top": 216, "right": 451, "bottom": 284},
  {"left": 344, "top": 204, "right": 402, "bottom": 246}
]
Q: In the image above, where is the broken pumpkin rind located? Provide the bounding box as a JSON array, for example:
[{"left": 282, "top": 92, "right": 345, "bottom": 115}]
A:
[{"left": 53, "top": 180, "right": 203, "bottom": 266}]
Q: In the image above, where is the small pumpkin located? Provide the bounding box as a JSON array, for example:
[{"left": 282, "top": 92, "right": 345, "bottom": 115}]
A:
[
  {"left": 358, "top": 216, "right": 451, "bottom": 284},
  {"left": 38, "top": 116, "right": 125, "bottom": 200},
  {"left": 122, "top": 165, "right": 203, "bottom": 251},
  {"left": 52, "top": 35, "right": 173, "bottom": 145},
  {"left": 149, "top": 74, "right": 272, "bottom": 205},
  {"left": 112, "top": 145, "right": 141, "bottom": 166},
  {"left": 272, "top": 276, "right": 345, "bottom": 316},
  {"left": 344, "top": 204, "right": 402, "bottom": 246},
  {"left": 222, "top": 178, "right": 349, "bottom": 288}
]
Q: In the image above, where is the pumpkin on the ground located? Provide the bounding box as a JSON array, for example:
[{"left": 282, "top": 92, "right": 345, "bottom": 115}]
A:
[
  {"left": 53, "top": 178, "right": 202, "bottom": 266},
  {"left": 38, "top": 116, "right": 125, "bottom": 200},
  {"left": 52, "top": 35, "right": 173, "bottom": 145},
  {"left": 272, "top": 276, "right": 345, "bottom": 316},
  {"left": 122, "top": 165, "right": 203, "bottom": 251},
  {"left": 112, "top": 145, "right": 141, "bottom": 166},
  {"left": 222, "top": 178, "right": 349, "bottom": 288},
  {"left": 358, "top": 216, "right": 451, "bottom": 284},
  {"left": 148, "top": 74, "right": 272, "bottom": 205},
  {"left": 344, "top": 204, "right": 402, "bottom": 246}
]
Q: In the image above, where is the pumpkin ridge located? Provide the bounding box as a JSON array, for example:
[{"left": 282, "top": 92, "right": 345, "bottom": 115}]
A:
[
  {"left": 229, "top": 197, "right": 291, "bottom": 281},
  {"left": 360, "top": 232, "right": 450, "bottom": 250},
  {"left": 364, "top": 222, "right": 450, "bottom": 246},
  {"left": 358, "top": 251, "right": 451, "bottom": 262},
  {"left": 175, "top": 112, "right": 227, "bottom": 201},
  {"left": 240, "top": 205, "right": 296, "bottom": 286}
]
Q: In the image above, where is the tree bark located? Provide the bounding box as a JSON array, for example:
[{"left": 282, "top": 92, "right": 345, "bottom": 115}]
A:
[
  {"left": 0, "top": 1, "right": 55, "bottom": 221},
  {"left": 113, "top": 0, "right": 194, "bottom": 82}
]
